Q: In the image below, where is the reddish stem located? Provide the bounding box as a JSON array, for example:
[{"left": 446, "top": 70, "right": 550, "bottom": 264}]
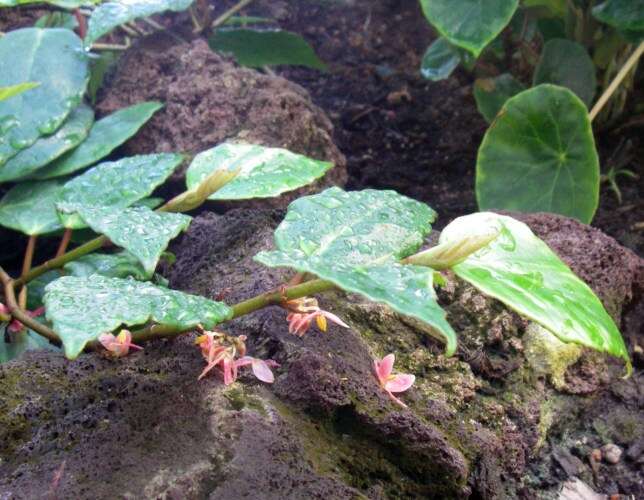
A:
[{"left": 74, "top": 9, "right": 87, "bottom": 40}]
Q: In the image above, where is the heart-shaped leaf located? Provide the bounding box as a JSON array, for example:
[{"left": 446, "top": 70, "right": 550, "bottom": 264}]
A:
[
  {"left": 254, "top": 188, "right": 457, "bottom": 354},
  {"left": 64, "top": 251, "right": 150, "bottom": 280},
  {"left": 85, "top": 0, "right": 194, "bottom": 46},
  {"left": 419, "top": 0, "right": 519, "bottom": 56},
  {"left": 0, "top": 28, "right": 88, "bottom": 166},
  {"left": 533, "top": 39, "right": 596, "bottom": 107},
  {"left": 185, "top": 143, "right": 333, "bottom": 201},
  {"left": 209, "top": 29, "right": 326, "bottom": 70},
  {"left": 473, "top": 73, "right": 525, "bottom": 123},
  {"left": 420, "top": 37, "right": 461, "bottom": 81},
  {"left": 59, "top": 204, "right": 191, "bottom": 275},
  {"left": 592, "top": 0, "right": 644, "bottom": 32},
  {"left": 44, "top": 275, "right": 232, "bottom": 359},
  {"left": 476, "top": 84, "right": 599, "bottom": 223},
  {"left": 0, "top": 104, "right": 94, "bottom": 183},
  {"left": 0, "top": 179, "right": 65, "bottom": 235},
  {"left": 58, "top": 153, "right": 183, "bottom": 229},
  {"left": 33, "top": 101, "right": 163, "bottom": 180},
  {"left": 440, "top": 212, "right": 630, "bottom": 370},
  {"left": 0, "top": 82, "right": 39, "bottom": 102}
]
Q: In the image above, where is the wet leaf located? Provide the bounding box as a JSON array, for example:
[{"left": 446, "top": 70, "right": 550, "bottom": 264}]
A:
[
  {"left": 0, "top": 28, "right": 88, "bottom": 166},
  {"left": 59, "top": 204, "right": 191, "bottom": 275},
  {"left": 476, "top": 84, "right": 599, "bottom": 223},
  {"left": 86, "top": 0, "right": 194, "bottom": 46},
  {"left": 33, "top": 102, "right": 163, "bottom": 180},
  {"left": 473, "top": 73, "right": 525, "bottom": 123},
  {"left": 533, "top": 39, "right": 596, "bottom": 107},
  {"left": 255, "top": 188, "right": 457, "bottom": 354},
  {"left": 209, "top": 29, "right": 326, "bottom": 70},
  {"left": 440, "top": 212, "right": 630, "bottom": 369},
  {"left": 420, "top": 37, "right": 461, "bottom": 81},
  {"left": 592, "top": 0, "right": 644, "bottom": 32},
  {"left": 0, "top": 82, "right": 39, "bottom": 102},
  {"left": 0, "top": 0, "right": 94, "bottom": 8},
  {"left": 0, "top": 104, "right": 94, "bottom": 183},
  {"left": 44, "top": 275, "right": 233, "bottom": 359},
  {"left": 27, "top": 270, "right": 62, "bottom": 310},
  {"left": 185, "top": 143, "right": 333, "bottom": 200},
  {"left": 57, "top": 153, "right": 182, "bottom": 229},
  {"left": 0, "top": 179, "right": 65, "bottom": 235},
  {"left": 419, "top": 0, "right": 519, "bottom": 56},
  {"left": 87, "top": 51, "right": 118, "bottom": 105},
  {"left": 64, "top": 251, "right": 150, "bottom": 280},
  {"left": 1, "top": 328, "right": 59, "bottom": 364}
]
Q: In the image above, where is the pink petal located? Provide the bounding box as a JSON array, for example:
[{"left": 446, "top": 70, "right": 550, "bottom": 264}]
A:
[
  {"left": 377, "top": 354, "right": 395, "bottom": 381},
  {"left": 223, "top": 358, "right": 235, "bottom": 385},
  {"left": 198, "top": 362, "right": 217, "bottom": 380},
  {"left": 320, "top": 311, "right": 349, "bottom": 329},
  {"left": 98, "top": 333, "right": 117, "bottom": 350},
  {"left": 234, "top": 356, "right": 253, "bottom": 368},
  {"left": 386, "top": 390, "right": 409, "bottom": 408},
  {"left": 251, "top": 359, "right": 275, "bottom": 383},
  {"left": 30, "top": 306, "right": 45, "bottom": 319},
  {"left": 0, "top": 303, "right": 9, "bottom": 315},
  {"left": 8, "top": 319, "right": 25, "bottom": 333},
  {"left": 384, "top": 374, "right": 415, "bottom": 393}
]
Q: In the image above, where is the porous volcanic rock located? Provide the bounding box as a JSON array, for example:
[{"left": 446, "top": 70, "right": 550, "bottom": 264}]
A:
[
  {"left": 0, "top": 210, "right": 641, "bottom": 498},
  {"left": 96, "top": 37, "right": 347, "bottom": 206}
]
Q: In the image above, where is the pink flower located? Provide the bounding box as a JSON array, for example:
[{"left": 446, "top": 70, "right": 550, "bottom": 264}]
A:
[
  {"left": 283, "top": 297, "right": 349, "bottom": 337},
  {"left": 235, "top": 356, "right": 280, "bottom": 383},
  {"left": 98, "top": 330, "right": 143, "bottom": 357},
  {"left": 374, "top": 354, "right": 415, "bottom": 408},
  {"left": 0, "top": 304, "right": 45, "bottom": 333}
]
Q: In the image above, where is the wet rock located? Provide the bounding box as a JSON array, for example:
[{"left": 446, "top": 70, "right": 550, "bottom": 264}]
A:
[
  {"left": 0, "top": 209, "right": 642, "bottom": 498},
  {"left": 97, "top": 37, "right": 347, "bottom": 207}
]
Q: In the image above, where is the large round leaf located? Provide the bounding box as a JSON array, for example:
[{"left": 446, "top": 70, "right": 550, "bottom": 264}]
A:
[
  {"left": 0, "top": 28, "right": 88, "bottom": 166},
  {"left": 533, "top": 39, "right": 596, "bottom": 107},
  {"left": 440, "top": 212, "right": 630, "bottom": 370},
  {"left": 0, "top": 104, "right": 94, "bottom": 183},
  {"left": 419, "top": 0, "right": 519, "bottom": 56},
  {"left": 254, "top": 188, "right": 457, "bottom": 354},
  {"left": 64, "top": 252, "right": 149, "bottom": 280},
  {"left": 58, "top": 153, "right": 183, "bottom": 229},
  {"left": 85, "top": 0, "right": 194, "bottom": 46},
  {"left": 33, "top": 101, "right": 162, "bottom": 180},
  {"left": 476, "top": 84, "right": 599, "bottom": 223},
  {"left": 44, "top": 275, "right": 233, "bottom": 359},
  {"left": 185, "top": 143, "right": 333, "bottom": 201},
  {"left": 0, "top": 82, "right": 39, "bottom": 102},
  {"left": 473, "top": 73, "right": 525, "bottom": 123},
  {"left": 592, "top": 0, "right": 644, "bottom": 32},
  {"left": 0, "top": 179, "right": 65, "bottom": 235}
]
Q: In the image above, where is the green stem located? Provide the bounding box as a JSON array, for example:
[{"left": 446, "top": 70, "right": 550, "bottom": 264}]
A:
[{"left": 211, "top": 0, "right": 256, "bottom": 29}]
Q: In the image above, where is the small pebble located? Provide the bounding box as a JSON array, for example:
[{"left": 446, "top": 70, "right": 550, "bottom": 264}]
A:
[{"left": 601, "top": 443, "right": 622, "bottom": 464}]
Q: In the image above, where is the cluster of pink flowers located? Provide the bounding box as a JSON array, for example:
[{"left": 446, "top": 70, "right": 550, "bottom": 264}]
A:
[
  {"left": 0, "top": 302, "right": 44, "bottom": 333},
  {"left": 195, "top": 327, "right": 278, "bottom": 384},
  {"left": 282, "top": 296, "right": 349, "bottom": 337}
]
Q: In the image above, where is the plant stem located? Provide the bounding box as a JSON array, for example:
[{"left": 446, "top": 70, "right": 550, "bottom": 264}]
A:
[
  {"left": 13, "top": 235, "right": 107, "bottom": 289},
  {"left": 74, "top": 9, "right": 87, "bottom": 39},
  {"left": 0, "top": 266, "right": 60, "bottom": 344},
  {"left": 212, "top": 0, "right": 255, "bottom": 29},
  {"left": 590, "top": 41, "right": 644, "bottom": 122},
  {"left": 18, "top": 235, "right": 37, "bottom": 309},
  {"left": 55, "top": 229, "right": 73, "bottom": 258}
]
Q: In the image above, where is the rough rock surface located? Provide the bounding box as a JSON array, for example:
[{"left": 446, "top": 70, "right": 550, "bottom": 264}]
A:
[
  {"left": 1, "top": 209, "right": 642, "bottom": 499},
  {"left": 96, "top": 37, "right": 347, "bottom": 206}
]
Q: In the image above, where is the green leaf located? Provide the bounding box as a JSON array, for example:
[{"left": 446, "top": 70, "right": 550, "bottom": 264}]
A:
[
  {"left": 592, "top": 0, "right": 644, "bottom": 32},
  {"left": 85, "top": 0, "right": 195, "bottom": 46},
  {"left": 522, "top": 0, "right": 566, "bottom": 17},
  {"left": 57, "top": 153, "right": 182, "bottom": 229},
  {"left": 440, "top": 212, "right": 630, "bottom": 369},
  {"left": 0, "top": 0, "right": 95, "bottom": 8},
  {"left": 223, "top": 16, "right": 275, "bottom": 26},
  {"left": 44, "top": 275, "right": 232, "bottom": 359},
  {"left": 27, "top": 270, "right": 62, "bottom": 310},
  {"left": 419, "top": 0, "right": 519, "bottom": 56},
  {"left": 420, "top": 38, "right": 461, "bottom": 81},
  {"left": 209, "top": 29, "right": 326, "bottom": 70},
  {"left": 33, "top": 102, "right": 163, "bottom": 180},
  {"left": 0, "top": 104, "right": 94, "bottom": 183},
  {"left": 0, "top": 179, "right": 65, "bottom": 235},
  {"left": 533, "top": 39, "right": 596, "bottom": 107},
  {"left": 0, "top": 82, "right": 39, "bottom": 102},
  {"left": 0, "top": 28, "right": 88, "bottom": 166},
  {"left": 64, "top": 251, "right": 150, "bottom": 280},
  {"left": 87, "top": 51, "right": 118, "bottom": 105},
  {"left": 1, "top": 328, "right": 59, "bottom": 364},
  {"left": 254, "top": 188, "right": 457, "bottom": 354},
  {"left": 473, "top": 73, "right": 525, "bottom": 123},
  {"left": 58, "top": 204, "right": 191, "bottom": 275},
  {"left": 34, "top": 11, "right": 79, "bottom": 29},
  {"left": 185, "top": 143, "right": 333, "bottom": 200},
  {"left": 476, "top": 84, "right": 599, "bottom": 223}
]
